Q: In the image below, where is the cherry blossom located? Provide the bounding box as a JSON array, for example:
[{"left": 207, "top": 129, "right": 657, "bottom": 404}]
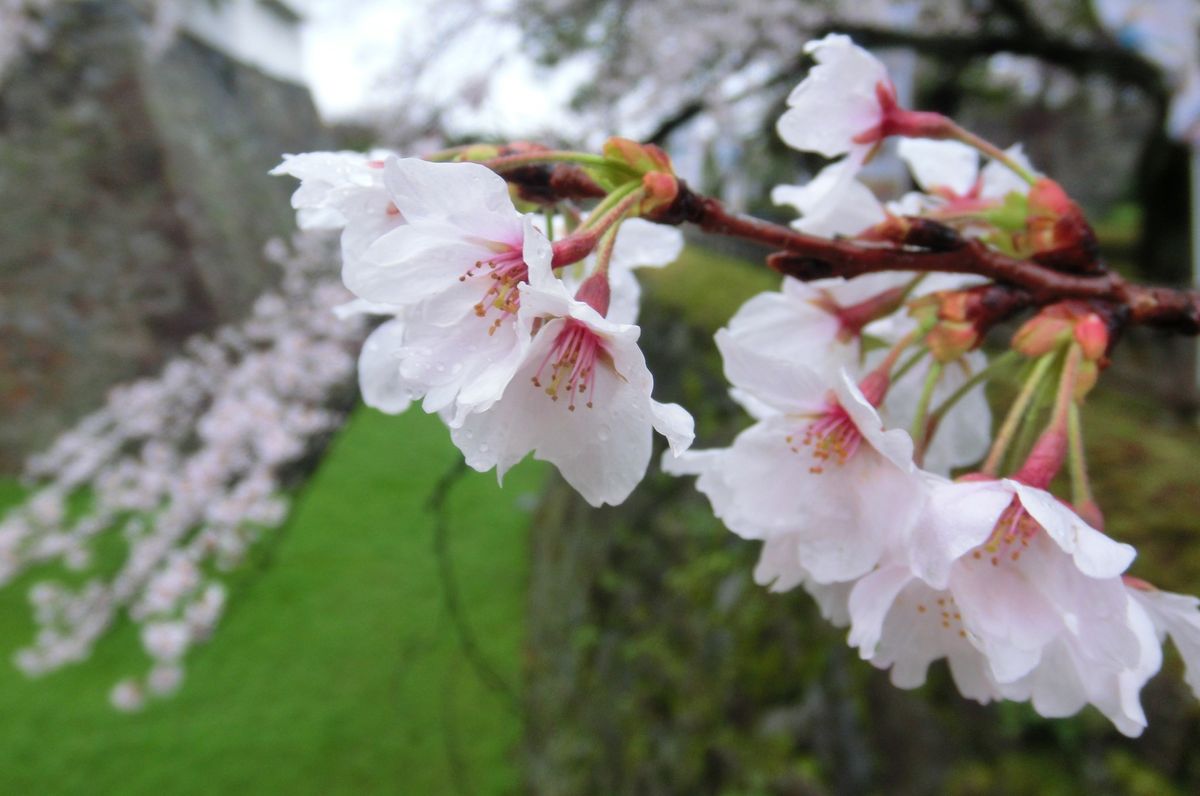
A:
[
  {"left": 776, "top": 34, "right": 892, "bottom": 164},
  {"left": 271, "top": 151, "right": 405, "bottom": 273},
  {"left": 334, "top": 158, "right": 556, "bottom": 424},
  {"left": 847, "top": 475, "right": 1158, "bottom": 735},
  {"left": 450, "top": 259, "right": 693, "bottom": 507},
  {"left": 666, "top": 344, "right": 921, "bottom": 583}
]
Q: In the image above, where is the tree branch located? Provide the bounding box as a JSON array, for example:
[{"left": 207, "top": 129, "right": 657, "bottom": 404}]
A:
[{"left": 648, "top": 184, "right": 1200, "bottom": 336}]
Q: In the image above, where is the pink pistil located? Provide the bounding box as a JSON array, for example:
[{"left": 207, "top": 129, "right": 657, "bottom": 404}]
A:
[{"left": 531, "top": 319, "right": 604, "bottom": 411}]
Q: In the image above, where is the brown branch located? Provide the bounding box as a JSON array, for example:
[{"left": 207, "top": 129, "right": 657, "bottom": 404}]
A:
[
  {"left": 491, "top": 163, "right": 1200, "bottom": 336},
  {"left": 648, "top": 184, "right": 1200, "bottom": 336}
]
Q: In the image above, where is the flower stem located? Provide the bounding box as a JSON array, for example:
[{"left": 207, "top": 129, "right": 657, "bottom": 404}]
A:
[
  {"left": 579, "top": 181, "right": 642, "bottom": 230},
  {"left": 981, "top": 351, "right": 1057, "bottom": 476},
  {"left": 911, "top": 361, "right": 943, "bottom": 466},
  {"left": 922, "top": 349, "right": 1019, "bottom": 454},
  {"left": 891, "top": 346, "right": 929, "bottom": 384},
  {"left": 484, "top": 151, "right": 635, "bottom": 174},
  {"left": 592, "top": 223, "right": 621, "bottom": 279},
  {"left": 1067, "top": 400, "right": 1095, "bottom": 508},
  {"left": 551, "top": 182, "right": 644, "bottom": 268},
  {"left": 948, "top": 124, "right": 1038, "bottom": 186}
]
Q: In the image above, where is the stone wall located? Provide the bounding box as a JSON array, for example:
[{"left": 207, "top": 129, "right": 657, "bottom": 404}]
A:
[{"left": 0, "top": 1, "right": 327, "bottom": 471}]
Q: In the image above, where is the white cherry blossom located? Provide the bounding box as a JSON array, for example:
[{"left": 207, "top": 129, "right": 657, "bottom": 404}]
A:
[
  {"left": 776, "top": 34, "right": 891, "bottom": 162},
  {"left": 323, "top": 158, "right": 562, "bottom": 423},
  {"left": 847, "top": 475, "right": 1157, "bottom": 734},
  {"left": 451, "top": 261, "right": 693, "bottom": 507},
  {"left": 665, "top": 347, "right": 922, "bottom": 583},
  {"left": 271, "top": 151, "right": 404, "bottom": 271}
]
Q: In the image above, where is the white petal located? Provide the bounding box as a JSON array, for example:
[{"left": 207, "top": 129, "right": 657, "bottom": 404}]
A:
[
  {"left": 382, "top": 158, "right": 521, "bottom": 241},
  {"left": 1130, "top": 586, "right": 1200, "bottom": 698},
  {"left": 848, "top": 565, "right": 915, "bottom": 658},
  {"left": 650, "top": 400, "right": 694, "bottom": 457},
  {"left": 351, "top": 222, "right": 496, "bottom": 305},
  {"left": 772, "top": 158, "right": 885, "bottom": 238},
  {"left": 832, "top": 369, "right": 914, "bottom": 472},
  {"left": 610, "top": 219, "right": 683, "bottom": 271},
  {"left": 358, "top": 319, "right": 417, "bottom": 415},
  {"left": 980, "top": 145, "right": 1037, "bottom": 200},
  {"left": 1011, "top": 482, "right": 1136, "bottom": 578},
  {"left": 908, "top": 478, "right": 1012, "bottom": 589},
  {"left": 897, "top": 139, "right": 979, "bottom": 195},
  {"left": 777, "top": 34, "right": 888, "bottom": 159},
  {"left": 714, "top": 331, "right": 829, "bottom": 415}
]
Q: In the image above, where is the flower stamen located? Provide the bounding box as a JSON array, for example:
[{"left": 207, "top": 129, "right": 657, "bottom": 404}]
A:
[{"left": 531, "top": 320, "right": 604, "bottom": 411}]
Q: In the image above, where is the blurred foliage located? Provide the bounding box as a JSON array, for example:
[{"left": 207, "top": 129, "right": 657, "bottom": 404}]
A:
[{"left": 524, "top": 245, "right": 1200, "bottom": 795}]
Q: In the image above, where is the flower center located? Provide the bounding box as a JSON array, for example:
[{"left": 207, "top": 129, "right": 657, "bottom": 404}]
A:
[
  {"left": 531, "top": 319, "right": 604, "bottom": 411},
  {"left": 971, "top": 497, "right": 1039, "bottom": 566},
  {"left": 787, "top": 400, "right": 862, "bottom": 474},
  {"left": 460, "top": 248, "right": 528, "bottom": 335}
]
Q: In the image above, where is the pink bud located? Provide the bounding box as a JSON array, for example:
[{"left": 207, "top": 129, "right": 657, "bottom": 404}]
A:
[
  {"left": 1012, "top": 314, "right": 1073, "bottom": 357},
  {"left": 926, "top": 321, "right": 979, "bottom": 362},
  {"left": 551, "top": 232, "right": 598, "bottom": 267},
  {"left": 640, "top": 172, "right": 679, "bottom": 214},
  {"left": 1073, "top": 314, "right": 1108, "bottom": 361}
]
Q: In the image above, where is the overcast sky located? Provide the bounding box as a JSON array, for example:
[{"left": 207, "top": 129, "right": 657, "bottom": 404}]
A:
[{"left": 299, "top": 0, "right": 586, "bottom": 138}]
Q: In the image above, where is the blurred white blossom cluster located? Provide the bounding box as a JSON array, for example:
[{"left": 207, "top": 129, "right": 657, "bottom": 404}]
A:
[{"left": 0, "top": 230, "right": 364, "bottom": 711}]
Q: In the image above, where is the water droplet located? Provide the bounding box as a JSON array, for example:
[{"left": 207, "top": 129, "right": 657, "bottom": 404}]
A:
[
  {"left": 597, "top": 425, "right": 611, "bottom": 442},
  {"left": 464, "top": 430, "right": 474, "bottom": 440},
  {"left": 435, "top": 363, "right": 446, "bottom": 372},
  {"left": 479, "top": 443, "right": 490, "bottom": 453}
]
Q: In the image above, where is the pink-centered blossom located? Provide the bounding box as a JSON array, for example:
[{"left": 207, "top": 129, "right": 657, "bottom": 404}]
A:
[
  {"left": 665, "top": 346, "right": 922, "bottom": 583},
  {"left": 342, "top": 158, "right": 555, "bottom": 423},
  {"left": 717, "top": 275, "right": 992, "bottom": 474},
  {"left": 848, "top": 476, "right": 1157, "bottom": 735},
  {"left": 450, "top": 258, "right": 693, "bottom": 507}
]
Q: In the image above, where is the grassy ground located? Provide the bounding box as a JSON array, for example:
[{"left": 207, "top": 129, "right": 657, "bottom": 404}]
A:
[{"left": 0, "top": 408, "right": 545, "bottom": 795}]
